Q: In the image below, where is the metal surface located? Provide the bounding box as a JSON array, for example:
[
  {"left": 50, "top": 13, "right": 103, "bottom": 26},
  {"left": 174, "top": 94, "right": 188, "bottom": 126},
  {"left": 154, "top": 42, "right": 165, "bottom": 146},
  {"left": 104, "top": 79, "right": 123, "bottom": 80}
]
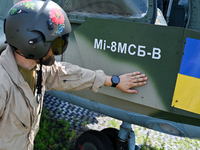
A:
[
  {"left": 166, "top": 0, "right": 173, "bottom": 23},
  {"left": 48, "top": 1, "right": 200, "bottom": 138},
  {"left": 59, "top": 17, "right": 200, "bottom": 125},
  {"left": 48, "top": 0, "right": 200, "bottom": 139},
  {"left": 118, "top": 122, "right": 136, "bottom": 150}
]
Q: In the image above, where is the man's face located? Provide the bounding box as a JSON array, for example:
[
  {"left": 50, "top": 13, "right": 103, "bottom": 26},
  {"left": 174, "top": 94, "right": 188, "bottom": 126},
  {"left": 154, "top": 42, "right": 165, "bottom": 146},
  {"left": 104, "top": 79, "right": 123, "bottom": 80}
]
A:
[{"left": 41, "top": 47, "right": 55, "bottom": 66}]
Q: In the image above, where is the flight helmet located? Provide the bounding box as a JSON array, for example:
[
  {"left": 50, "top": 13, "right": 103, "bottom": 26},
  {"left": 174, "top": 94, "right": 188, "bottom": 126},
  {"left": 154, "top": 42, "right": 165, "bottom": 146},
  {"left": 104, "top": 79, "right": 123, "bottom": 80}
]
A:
[{"left": 4, "top": 0, "right": 71, "bottom": 60}]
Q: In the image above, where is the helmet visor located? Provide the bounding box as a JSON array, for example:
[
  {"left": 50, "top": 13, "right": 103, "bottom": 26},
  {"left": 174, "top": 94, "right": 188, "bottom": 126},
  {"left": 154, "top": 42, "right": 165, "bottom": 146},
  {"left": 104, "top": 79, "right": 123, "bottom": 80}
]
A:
[{"left": 51, "top": 34, "right": 69, "bottom": 55}]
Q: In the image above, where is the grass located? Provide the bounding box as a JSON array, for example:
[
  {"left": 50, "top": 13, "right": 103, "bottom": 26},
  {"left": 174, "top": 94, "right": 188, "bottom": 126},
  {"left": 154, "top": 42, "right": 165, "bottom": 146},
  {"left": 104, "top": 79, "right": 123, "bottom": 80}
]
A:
[
  {"left": 108, "top": 118, "right": 121, "bottom": 128},
  {"left": 139, "top": 131, "right": 165, "bottom": 150},
  {"left": 34, "top": 107, "right": 78, "bottom": 150}
]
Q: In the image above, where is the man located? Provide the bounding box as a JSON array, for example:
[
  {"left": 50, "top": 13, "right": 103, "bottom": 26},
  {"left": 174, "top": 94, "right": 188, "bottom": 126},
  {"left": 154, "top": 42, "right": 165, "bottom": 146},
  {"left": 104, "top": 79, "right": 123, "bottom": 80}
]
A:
[{"left": 0, "top": 0, "right": 147, "bottom": 149}]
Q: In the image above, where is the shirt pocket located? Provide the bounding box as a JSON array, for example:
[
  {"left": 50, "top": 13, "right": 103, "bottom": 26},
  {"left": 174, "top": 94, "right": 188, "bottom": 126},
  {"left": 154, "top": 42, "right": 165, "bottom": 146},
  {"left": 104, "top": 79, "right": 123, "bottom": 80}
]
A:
[
  {"left": 7, "top": 104, "right": 29, "bottom": 135},
  {"left": 60, "top": 68, "right": 82, "bottom": 89},
  {"left": 61, "top": 67, "right": 82, "bottom": 82},
  {"left": 61, "top": 75, "right": 81, "bottom": 82},
  {"left": 60, "top": 75, "right": 81, "bottom": 91}
]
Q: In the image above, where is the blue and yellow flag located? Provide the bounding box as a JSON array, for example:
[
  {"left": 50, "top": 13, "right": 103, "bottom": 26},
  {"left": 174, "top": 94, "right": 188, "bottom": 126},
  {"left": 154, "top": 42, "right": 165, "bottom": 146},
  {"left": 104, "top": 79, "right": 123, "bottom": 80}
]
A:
[{"left": 172, "top": 38, "right": 200, "bottom": 114}]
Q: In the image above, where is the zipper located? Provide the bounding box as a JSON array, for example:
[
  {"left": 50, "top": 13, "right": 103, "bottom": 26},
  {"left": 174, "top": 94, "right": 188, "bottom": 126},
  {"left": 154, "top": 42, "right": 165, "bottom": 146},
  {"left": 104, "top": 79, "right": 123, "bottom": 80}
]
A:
[
  {"left": 63, "top": 78, "right": 80, "bottom": 82},
  {"left": 21, "top": 122, "right": 28, "bottom": 129}
]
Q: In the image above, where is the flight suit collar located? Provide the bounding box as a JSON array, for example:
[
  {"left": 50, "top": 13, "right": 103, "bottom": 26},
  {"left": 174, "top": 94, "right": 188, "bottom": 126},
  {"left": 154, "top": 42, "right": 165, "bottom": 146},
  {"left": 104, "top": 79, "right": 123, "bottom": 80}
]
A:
[
  {"left": 0, "top": 45, "right": 37, "bottom": 108},
  {"left": 1, "top": 45, "right": 24, "bottom": 85}
]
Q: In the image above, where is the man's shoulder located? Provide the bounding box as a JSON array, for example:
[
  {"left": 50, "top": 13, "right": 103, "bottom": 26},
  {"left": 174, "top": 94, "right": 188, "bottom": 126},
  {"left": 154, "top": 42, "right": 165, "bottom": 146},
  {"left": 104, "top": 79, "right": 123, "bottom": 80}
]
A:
[{"left": 0, "top": 64, "right": 13, "bottom": 88}]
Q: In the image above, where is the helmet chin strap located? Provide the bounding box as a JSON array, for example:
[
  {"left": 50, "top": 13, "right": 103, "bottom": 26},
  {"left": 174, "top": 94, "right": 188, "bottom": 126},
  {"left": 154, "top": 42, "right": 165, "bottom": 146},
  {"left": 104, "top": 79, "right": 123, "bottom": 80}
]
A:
[{"left": 36, "top": 58, "right": 43, "bottom": 103}]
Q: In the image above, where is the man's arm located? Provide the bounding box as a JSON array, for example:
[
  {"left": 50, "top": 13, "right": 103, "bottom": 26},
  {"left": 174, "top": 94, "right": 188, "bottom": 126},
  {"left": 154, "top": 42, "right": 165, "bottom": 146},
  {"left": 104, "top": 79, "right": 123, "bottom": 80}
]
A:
[
  {"left": 44, "top": 62, "right": 147, "bottom": 93},
  {"left": 104, "top": 71, "right": 147, "bottom": 93}
]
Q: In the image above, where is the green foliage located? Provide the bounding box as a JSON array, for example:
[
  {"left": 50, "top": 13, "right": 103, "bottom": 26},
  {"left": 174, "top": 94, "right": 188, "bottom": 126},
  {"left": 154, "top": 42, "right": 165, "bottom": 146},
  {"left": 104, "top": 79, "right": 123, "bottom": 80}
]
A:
[{"left": 34, "top": 107, "right": 78, "bottom": 150}]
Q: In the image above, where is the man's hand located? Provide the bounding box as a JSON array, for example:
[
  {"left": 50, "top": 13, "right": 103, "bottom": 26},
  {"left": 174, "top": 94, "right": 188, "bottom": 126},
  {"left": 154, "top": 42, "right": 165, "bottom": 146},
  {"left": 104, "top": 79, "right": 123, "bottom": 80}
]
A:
[{"left": 105, "top": 71, "right": 148, "bottom": 93}]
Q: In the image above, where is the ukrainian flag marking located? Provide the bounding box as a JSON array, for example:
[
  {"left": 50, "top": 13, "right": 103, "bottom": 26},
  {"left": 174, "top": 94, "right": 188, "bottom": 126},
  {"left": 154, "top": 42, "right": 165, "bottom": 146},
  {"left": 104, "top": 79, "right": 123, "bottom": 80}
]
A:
[{"left": 172, "top": 38, "right": 200, "bottom": 114}]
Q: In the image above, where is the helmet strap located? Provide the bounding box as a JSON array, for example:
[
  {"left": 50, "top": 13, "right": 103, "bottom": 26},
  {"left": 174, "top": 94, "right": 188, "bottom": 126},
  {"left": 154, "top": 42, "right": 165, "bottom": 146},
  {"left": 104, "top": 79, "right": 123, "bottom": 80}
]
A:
[{"left": 36, "top": 58, "right": 43, "bottom": 103}]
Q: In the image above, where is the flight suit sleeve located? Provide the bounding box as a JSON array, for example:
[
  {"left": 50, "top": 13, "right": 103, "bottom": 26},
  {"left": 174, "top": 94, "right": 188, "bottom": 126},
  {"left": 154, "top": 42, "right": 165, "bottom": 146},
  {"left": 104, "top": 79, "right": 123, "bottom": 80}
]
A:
[{"left": 44, "top": 61, "right": 106, "bottom": 92}]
